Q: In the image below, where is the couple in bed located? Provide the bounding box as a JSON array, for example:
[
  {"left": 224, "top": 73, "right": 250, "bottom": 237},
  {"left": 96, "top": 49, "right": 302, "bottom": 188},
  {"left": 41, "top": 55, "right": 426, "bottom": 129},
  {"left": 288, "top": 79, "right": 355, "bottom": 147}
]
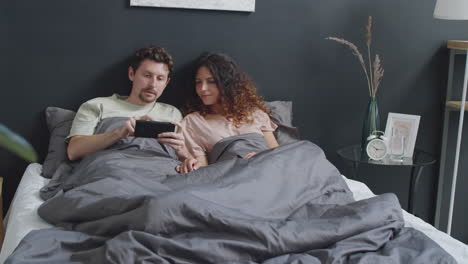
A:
[
  {"left": 8, "top": 47, "right": 457, "bottom": 264},
  {"left": 66, "top": 45, "right": 279, "bottom": 172}
]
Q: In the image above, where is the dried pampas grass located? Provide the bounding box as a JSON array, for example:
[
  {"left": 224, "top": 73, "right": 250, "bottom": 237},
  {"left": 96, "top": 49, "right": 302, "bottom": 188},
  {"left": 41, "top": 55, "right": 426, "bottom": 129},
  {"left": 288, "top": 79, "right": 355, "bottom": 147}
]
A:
[{"left": 327, "top": 16, "right": 384, "bottom": 97}]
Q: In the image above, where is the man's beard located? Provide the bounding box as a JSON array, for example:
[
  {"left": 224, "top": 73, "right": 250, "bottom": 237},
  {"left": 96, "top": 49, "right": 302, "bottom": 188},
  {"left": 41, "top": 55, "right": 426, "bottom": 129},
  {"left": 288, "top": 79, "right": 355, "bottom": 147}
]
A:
[{"left": 139, "top": 89, "right": 158, "bottom": 103}]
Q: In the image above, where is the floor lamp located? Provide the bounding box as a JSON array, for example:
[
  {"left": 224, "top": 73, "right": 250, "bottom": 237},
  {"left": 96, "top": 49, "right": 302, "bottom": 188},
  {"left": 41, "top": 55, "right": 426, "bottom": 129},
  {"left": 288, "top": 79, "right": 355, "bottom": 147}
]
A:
[{"left": 434, "top": 0, "right": 468, "bottom": 235}]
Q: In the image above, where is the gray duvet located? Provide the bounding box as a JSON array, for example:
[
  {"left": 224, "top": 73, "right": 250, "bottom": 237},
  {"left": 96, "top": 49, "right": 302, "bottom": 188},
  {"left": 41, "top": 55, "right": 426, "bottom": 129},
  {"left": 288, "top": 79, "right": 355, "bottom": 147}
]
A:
[{"left": 6, "top": 118, "right": 456, "bottom": 263}]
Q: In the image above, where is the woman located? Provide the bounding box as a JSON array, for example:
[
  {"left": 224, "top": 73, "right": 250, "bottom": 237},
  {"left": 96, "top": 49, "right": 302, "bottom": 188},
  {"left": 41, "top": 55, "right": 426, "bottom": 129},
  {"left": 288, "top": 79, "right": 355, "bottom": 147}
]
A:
[{"left": 177, "top": 53, "right": 279, "bottom": 173}]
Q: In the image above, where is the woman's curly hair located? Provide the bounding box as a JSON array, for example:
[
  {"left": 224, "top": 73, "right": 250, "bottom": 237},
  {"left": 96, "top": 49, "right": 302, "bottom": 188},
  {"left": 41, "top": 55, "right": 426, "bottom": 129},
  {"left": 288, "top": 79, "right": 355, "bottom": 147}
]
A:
[{"left": 185, "top": 53, "right": 269, "bottom": 126}]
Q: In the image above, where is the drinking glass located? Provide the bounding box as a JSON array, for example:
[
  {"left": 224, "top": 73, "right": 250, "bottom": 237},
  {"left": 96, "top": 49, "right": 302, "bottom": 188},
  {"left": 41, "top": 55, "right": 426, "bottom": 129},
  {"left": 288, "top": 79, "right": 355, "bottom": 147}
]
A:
[{"left": 389, "top": 127, "right": 406, "bottom": 162}]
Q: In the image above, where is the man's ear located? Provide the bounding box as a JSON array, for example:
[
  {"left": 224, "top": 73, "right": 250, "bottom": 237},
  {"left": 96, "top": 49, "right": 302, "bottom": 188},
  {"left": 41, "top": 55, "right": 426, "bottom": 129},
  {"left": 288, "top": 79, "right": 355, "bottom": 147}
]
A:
[
  {"left": 166, "top": 77, "right": 171, "bottom": 85},
  {"left": 128, "top": 66, "right": 135, "bottom": 82}
]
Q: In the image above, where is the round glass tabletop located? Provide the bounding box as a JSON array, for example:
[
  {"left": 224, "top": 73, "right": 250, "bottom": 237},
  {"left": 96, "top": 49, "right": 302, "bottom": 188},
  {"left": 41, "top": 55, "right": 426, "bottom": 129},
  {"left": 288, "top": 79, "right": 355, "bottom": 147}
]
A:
[{"left": 337, "top": 144, "right": 436, "bottom": 167}]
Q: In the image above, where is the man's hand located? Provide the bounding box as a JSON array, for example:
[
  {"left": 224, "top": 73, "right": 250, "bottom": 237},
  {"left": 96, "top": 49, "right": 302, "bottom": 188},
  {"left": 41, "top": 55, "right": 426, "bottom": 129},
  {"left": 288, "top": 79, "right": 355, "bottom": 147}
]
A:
[
  {"left": 113, "top": 115, "right": 153, "bottom": 140},
  {"left": 157, "top": 122, "right": 190, "bottom": 160},
  {"left": 113, "top": 117, "right": 136, "bottom": 139},
  {"left": 176, "top": 158, "right": 200, "bottom": 173}
]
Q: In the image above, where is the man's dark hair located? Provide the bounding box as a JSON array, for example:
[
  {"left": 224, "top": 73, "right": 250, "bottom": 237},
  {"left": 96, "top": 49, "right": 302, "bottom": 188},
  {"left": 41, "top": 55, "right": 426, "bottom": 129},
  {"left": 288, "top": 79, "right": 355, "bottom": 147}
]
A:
[{"left": 130, "top": 46, "right": 174, "bottom": 75}]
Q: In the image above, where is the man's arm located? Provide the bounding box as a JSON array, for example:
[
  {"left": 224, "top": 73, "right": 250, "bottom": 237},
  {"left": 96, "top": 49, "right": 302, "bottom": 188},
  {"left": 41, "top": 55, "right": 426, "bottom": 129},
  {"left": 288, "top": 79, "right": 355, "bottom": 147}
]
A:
[{"left": 67, "top": 117, "right": 136, "bottom": 161}]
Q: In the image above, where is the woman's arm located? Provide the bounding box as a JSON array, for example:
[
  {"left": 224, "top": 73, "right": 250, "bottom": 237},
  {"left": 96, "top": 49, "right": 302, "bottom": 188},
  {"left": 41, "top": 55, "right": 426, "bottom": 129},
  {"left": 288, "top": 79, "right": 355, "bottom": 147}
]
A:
[
  {"left": 243, "top": 131, "right": 279, "bottom": 159},
  {"left": 263, "top": 131, "right": 279, "bottom": 148}
]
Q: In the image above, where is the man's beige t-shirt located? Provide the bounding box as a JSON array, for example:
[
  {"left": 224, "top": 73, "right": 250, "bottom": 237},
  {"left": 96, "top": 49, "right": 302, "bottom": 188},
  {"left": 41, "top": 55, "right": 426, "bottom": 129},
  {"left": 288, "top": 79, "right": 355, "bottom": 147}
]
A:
[{"left": 68, "top": 94, "right": 182, "bottom": 139}]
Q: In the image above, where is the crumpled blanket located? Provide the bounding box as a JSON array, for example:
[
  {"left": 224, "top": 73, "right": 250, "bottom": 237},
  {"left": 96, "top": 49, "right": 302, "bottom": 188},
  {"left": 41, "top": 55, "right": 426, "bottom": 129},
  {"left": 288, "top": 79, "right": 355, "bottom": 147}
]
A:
[{"left": 6, "top": 117, "right": 456, "bottom": 264}]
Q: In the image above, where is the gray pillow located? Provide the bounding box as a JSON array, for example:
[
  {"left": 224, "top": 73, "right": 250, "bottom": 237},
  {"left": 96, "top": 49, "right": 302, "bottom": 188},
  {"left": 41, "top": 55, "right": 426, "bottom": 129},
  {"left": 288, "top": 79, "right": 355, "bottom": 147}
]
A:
[
  {"left": 42, "top": 107, "right": 76, "bottom": 178},
  {"left": 264, "top": 101, "right": 300, "bottom": 145}
]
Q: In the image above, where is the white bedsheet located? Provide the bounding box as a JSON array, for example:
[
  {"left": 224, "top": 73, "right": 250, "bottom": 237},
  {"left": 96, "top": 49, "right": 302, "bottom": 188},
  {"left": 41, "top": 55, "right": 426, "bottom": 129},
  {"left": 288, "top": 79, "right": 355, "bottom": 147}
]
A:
[
  {"left": 0, "top": 164, "right": 52, "bottom": 264},
  {"left": 0, "top": 164, "right": 466, "bottom": 263}
]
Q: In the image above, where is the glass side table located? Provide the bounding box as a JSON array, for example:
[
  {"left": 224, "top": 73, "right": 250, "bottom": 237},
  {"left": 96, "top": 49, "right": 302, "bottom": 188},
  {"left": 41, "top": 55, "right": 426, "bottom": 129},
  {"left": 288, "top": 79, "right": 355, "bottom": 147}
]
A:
[{"left": 337, "top": 145, "right": 436, "bottom": 214}]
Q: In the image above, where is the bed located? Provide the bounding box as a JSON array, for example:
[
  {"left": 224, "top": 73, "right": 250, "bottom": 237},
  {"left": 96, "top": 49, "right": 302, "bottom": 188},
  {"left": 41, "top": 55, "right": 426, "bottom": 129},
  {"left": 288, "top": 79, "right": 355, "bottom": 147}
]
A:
[
  {"left": 1, "top": 104, "right": 466, "bottom": 263},
  {"left": 0, "top": 162, "right": 467, "bottom": 263}
]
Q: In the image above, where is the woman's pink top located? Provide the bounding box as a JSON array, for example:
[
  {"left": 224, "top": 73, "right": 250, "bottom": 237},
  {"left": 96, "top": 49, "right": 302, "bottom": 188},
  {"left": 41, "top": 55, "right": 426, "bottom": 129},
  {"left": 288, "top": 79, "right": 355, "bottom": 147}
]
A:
[{"left": 182, "top": 109, "right": 277, "bottom": 157}]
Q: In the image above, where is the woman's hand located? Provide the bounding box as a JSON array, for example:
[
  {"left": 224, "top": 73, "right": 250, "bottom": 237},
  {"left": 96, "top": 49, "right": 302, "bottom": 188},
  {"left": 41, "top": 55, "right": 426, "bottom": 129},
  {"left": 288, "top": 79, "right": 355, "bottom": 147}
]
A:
[
  {"left": 176, "top": 158, "right": 200, "bottom": 173},
  {"left": 243, "top": 152, "right": 257, "bottom": 159}
]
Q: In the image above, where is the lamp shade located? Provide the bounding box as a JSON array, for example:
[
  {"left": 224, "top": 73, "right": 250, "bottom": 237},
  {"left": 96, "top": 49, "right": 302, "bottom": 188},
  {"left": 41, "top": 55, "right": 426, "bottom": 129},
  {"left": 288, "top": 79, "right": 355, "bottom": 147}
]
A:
[{"left": 434, "top": 0, "right": 468, "bottom": 20}]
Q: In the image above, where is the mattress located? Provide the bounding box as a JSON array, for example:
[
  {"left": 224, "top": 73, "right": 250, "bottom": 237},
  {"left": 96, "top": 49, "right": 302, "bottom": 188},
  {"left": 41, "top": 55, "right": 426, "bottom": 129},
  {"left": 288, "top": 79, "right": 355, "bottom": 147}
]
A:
[{"left": 0, "top": 163, "right": 467, "bottom": 263}]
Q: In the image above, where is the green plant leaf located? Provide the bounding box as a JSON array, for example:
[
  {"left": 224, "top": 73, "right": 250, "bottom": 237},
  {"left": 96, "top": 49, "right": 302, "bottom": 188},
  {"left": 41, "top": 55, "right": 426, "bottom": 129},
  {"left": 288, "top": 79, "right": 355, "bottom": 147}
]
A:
[{"left": 0, "top": 123, "right": 38, "bottom": 162}]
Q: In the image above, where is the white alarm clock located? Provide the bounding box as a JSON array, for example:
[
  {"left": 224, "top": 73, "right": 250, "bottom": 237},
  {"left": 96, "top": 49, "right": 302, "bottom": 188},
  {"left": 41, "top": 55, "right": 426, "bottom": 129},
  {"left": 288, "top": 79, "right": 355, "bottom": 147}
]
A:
[{"left": 366, "top": 131, "right": 388, "bottom": 160}]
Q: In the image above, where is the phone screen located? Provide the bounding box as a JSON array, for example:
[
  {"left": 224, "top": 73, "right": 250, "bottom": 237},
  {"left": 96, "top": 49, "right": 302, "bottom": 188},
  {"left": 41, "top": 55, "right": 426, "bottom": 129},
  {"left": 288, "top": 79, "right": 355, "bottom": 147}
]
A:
[{"left": 134, "top": 120, "right": 176, "bottom": 138}]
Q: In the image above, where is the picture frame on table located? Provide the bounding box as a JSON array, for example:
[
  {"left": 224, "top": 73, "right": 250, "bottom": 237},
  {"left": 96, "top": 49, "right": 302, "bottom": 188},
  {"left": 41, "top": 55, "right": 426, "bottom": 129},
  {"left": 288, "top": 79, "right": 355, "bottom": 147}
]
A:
[
  {"left": 130, "top": 0, "right": 256, "bottom": 12},
  {"left": 384, "top": 112, "right": 421, "bottom": 158}
]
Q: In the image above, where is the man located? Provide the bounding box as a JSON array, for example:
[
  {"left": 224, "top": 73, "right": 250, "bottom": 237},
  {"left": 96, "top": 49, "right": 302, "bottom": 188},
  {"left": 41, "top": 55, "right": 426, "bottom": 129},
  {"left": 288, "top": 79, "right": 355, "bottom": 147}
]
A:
[{"left": 67, "top": 46, "right": 189, "bottom": 161}]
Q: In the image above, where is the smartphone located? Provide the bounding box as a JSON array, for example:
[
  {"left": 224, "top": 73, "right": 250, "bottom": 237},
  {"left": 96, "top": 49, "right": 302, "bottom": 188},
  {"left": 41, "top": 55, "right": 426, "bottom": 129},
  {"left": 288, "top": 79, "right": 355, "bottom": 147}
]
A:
[{"left": 134, "top": 120, "right": 176, "bottom": 138}]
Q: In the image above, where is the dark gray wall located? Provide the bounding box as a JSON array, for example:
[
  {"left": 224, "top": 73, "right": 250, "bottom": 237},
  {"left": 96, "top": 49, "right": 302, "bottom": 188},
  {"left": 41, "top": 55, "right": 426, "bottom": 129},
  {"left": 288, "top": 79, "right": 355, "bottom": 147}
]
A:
[{"left": 1, "top": 0, "right": 468, "bottom": 242}]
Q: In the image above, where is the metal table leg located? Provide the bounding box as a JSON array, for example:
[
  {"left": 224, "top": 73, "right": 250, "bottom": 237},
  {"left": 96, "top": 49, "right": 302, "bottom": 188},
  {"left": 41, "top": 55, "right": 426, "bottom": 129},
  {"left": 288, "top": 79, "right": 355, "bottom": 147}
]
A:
[
  {"left": 343, "top": 160, "right": 359, "bottom": 180},
  {"left": 408, "top": 166, "right": 425, "bottom": 214},
  {"left": 347, "top": 146, "right": 361, "bottom": 179},
  {"left": 351, "top": 161, "right": 359, "bottom": 179}
]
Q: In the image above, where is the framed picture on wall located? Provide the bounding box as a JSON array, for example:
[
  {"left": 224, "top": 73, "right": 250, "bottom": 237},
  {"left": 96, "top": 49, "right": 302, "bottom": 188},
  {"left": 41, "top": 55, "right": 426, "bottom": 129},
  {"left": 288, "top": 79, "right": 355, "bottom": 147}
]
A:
[
  {"left": 130, "top": 0, "right": 256, "bottom": 12},
  {"left": 384, "top": 113, "right": 421, "bottom": 158}
]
